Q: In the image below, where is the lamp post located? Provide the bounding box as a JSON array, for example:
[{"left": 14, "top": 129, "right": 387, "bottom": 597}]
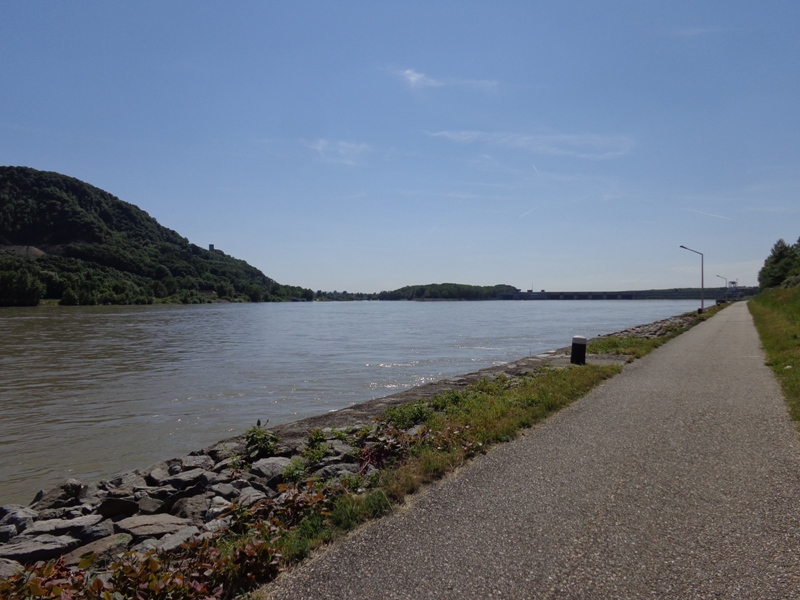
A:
[
  {"left": 680, "top": 245, "right": 704, "bottom": 313},
  {"left": 717, "top": 275, "right": 728, "bottom": 302}
]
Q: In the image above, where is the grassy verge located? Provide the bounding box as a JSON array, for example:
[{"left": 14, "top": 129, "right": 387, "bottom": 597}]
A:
[
  {"left": 587, "top": 304, "right": 723, "bottom": 359},
  {"left": 1, "top": 308, "right": 720, "bottom": 599},
  {"left": 749, "top": 286, "right": 800, "bottom": 423}
]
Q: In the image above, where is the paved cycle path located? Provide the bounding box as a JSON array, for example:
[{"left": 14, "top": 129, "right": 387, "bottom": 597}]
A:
[{"left": 265, "top": 302, "right": 800, "bottom": 598}]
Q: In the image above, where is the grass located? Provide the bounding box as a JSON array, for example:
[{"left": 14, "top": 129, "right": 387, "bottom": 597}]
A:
[
  {"left": 587, "top": 304, "right": 723, "bottom": 359},
  {"left": 749, "top": 286, "right": 800, "bottom": 423}
]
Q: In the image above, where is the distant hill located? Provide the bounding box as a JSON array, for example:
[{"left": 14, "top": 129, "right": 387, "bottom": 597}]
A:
[
  {"left": 376, "top": 282, "right": 519, "bottom": 300},
  {"left": 0, "top": 166, "right": 312, "bottom": 306}
]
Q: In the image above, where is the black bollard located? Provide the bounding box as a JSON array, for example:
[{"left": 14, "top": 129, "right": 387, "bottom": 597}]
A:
[{"left": 571, "top": 335, "right": 587, "bottom": 365}]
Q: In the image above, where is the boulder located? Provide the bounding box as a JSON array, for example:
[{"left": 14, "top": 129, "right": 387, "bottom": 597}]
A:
[
  {"left": 162, "top": 482, "right": 206, "bottom": 512},
  {"left": 202, "top": 515, "right": 231, "bottom": 534},
  {"left": 312, "top": 462, "right": 360, "bottom": 481},
  {"left": 62, "top": 533, "right": 133, "bottom": 566},
  {"left": 179, "top": 455, "right": 215, "bottom": 471},
  {"left": 212, "top": 457, "right": 238, "bottom": 473},
  {"left": 206, "top": 440, "right": 245, "bottom": 463},
  {"left": 237, "top": 487, "right": 267, "bottom": 507},
  {"left": 210, "top": 482, "right": 238, "bottom": 499},
  {"left": 0, "top": 506, "right": 38, "bottom": 534},
  {"left": 136, "top": 496, "right": 164, "bottom": 515},
  {"left": 0, "top": 504, "right": 26, "bottom": 520},
  {"left": 115, "top": 514, "right": 191, "bottom": 540},
  {"left": 23, "top": 514, "right": 105, "bottom": 540},
  {"left": 328, "top": 439, "right": 355, "bottom": 457},
  {"left": 170, "top": 493, "right": 213, "bottom": 524},
  {"left": 154, "top": 526, "right": 200, "bottom": 552},
  {"left": 206, "top": 496, "right": 231, "bottom": 521},
  {"left": 250, "top": 457, "right": 292, "bottom": 487},
  {"left": 0, "top": 534, "right": 80, "bottom": 563},
  {"left": 134, "top": 486, "right": 174, "bottom": 501},
  {"left": 0, "top": 557, "right": 23, "bottom": 579},
  {"left": 31, "top": 479, "right": 86, "bottom": 510},
  {"left": 166, "top": 468, "right": 211, "bottom": 490},
  {"left": 0, "top": 524, "right": 17, "bottom": 543},
  {"left": 96, "top": 497, "right": 140, "bottom": 518},
  {"left": 145, "top": 463, "right": 171, "bottom": 486},
  {"left": 107, "top": 471, "right": 148, "bottom": 491}
]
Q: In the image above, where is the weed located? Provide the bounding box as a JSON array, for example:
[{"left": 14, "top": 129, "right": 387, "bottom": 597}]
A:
[
  {"left": 307, "top": 427, "right": 326, "bottom": 447},
  {"left": 245, "top": 419, "right": 278, "bottom": 461},
  {"left": 383, "top": 401, "right": 433, "bottom": 430},
  {"left": 282, "top": 457, "right": 308, "bottom": 484},
  {"left": 301, "top": 442, "right": 334, "bottom": 466}
]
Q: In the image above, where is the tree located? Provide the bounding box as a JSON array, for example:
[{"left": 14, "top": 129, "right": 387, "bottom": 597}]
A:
[
  {"left": 758, "top": 238, "right": 800, "bottom": 288},
  {"left": 0, "top": 269, "right": 45, "bottom": 306}
]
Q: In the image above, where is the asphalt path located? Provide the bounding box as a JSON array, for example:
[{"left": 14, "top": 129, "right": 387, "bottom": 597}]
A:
[{"left": 264, "top": 302, "right": 800, "bottom": 599}]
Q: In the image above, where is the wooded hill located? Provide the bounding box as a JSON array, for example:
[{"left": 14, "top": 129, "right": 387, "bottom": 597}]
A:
[
  {"left": 0, "top": 166, "right": 313, "bottom": 306},
  {"left": 376, "top": 283, "right": 520, "bottom": 300}
]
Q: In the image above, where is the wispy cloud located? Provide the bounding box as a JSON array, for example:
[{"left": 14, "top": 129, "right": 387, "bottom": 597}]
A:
[
  {"left": 400, "top": 69, "right": 445, "bottom": 88},
  {"left": 686, "top": 208, "right": 735, "bottom": 221},
  {"left": 307, "top": 139, "right": 371, "bottom": 165},
  {"left": 398, "top": 69, "right": 498, "bottom": 90},
  {"left": 429, "top": 130, "right": 634, "bottom": 160}
]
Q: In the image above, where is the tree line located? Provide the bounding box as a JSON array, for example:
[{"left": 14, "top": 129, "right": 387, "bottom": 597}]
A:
[{"left": 758, "top": 237, "right": 800, "bottom": 289}]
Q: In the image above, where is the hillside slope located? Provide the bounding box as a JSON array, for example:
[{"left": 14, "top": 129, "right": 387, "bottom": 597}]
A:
[{"left": 0, "top": 166, "right": 311, "bottom": 306}]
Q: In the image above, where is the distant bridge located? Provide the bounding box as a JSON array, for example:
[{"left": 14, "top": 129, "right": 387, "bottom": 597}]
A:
[{"left": 496, "top": 287, "right": 758, "bottom": 301}]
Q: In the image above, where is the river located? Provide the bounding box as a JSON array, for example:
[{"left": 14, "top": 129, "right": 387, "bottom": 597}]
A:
[{"left": 0, "top": 299, "right": 700, "bottom": 505}]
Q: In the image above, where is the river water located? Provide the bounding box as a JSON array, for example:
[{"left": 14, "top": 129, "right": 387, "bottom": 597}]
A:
[{"left": 0, "top": 299, "right": 700, "bottom": 505}]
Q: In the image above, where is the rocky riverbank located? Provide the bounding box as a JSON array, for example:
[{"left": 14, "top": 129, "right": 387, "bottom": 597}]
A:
[{"left": 0, "top": 314, "right": 692, "bottom": 577}]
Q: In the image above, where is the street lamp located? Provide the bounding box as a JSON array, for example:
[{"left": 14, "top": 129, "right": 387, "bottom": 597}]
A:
[
  {"left": 680, "top": 245, "right": 704, "bottom": 313},
  {"left": 717, "top": 275, "right": 728, "bottom": 301}
]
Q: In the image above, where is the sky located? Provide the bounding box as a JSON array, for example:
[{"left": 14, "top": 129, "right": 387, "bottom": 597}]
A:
[{"left": 2, "top": 2, "right": 799, "bottom": 293}]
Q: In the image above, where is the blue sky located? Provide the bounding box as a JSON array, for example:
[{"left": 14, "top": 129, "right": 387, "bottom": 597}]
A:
[{"left": 2, "top": 2, "right": 798, "bottom": 293}]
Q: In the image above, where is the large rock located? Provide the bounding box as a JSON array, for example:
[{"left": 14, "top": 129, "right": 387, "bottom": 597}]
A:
[
  {"left": 206, "top": 440, "right": 245, "bottom": 463},
  {"left": 170, "top": 493, "right": 213, "bottom": 524},
  {"left": 31, "top": 479, "right": 86, "bottom": 510},
  {"left": 136, "top": 496, "right": 164, "bottom": 515},
  {"left": 115, "top": 514, "right": 191, "bottom": 540},
  {"left": 209, "top": 483, "right": 238, "bottom": 500},
  {"left": 23, "top": 514, "right": 108, "bottom": 542},
  {"left": 96, "top": 497, "right": 140, "bottom": 518},
  {"left": 237, "top": 487, "right": 267, "bottom": 507},
  {"left": 312, "top": 462, "right": 360, "bottom": 481},
  {"left": 145, "top": 464, "right": 172, "bottom": 486},
  {"left": 206, "top": 496, "right": 232, "bottom": 521},
  {"left": 166, "top": 468, "right": 212, "bottom": 490},
  {"left": 179, "top": 455, "right": 215, "bottom": 471},
  {"left": 106, "top": 471, "right": 148, "bottom": 491},
  {"left": 62, "top": 533, "right": 133, "bottom": 566},
  {"left": 328, "top": 439, "right": 355, "bottom": 457},
  {"left": 0, "top": 534, "right": 80, "bottom": 563},
  {"left": 250, "top": 457, "right": 292, "bottom": 487},
  {"left": 0, "top": 506, "right": 38, "bottom": 534},
  {"left": 157, "top": 526, "right": 200, "bottom": 552},
  {"left": 0, "top": 524, "right": 17, "bottom": 543},
  {"left": 0, "top": 557, "right": 23, "bottom": 579}
]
